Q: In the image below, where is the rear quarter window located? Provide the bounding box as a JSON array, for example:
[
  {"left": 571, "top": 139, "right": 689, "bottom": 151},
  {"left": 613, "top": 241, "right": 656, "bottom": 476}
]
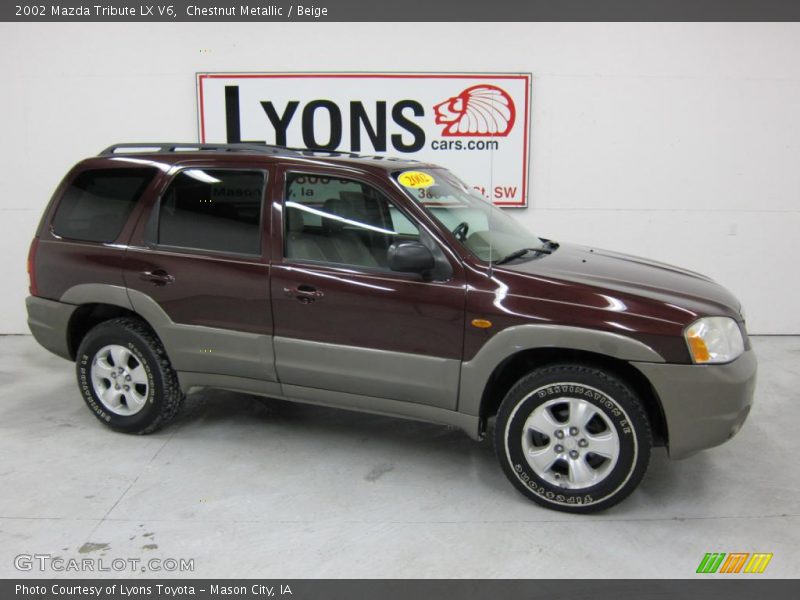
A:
[{"left": 51, "top": 168, "right": 156, "bottom": 243}]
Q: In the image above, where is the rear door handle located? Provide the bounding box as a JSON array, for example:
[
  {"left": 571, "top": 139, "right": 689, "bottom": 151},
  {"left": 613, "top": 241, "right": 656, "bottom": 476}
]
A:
[
  {"left": 283, "top": 285, "right": 323, "bottom": 303},
  {"left": 140, "top": 269, "right": 175, "bottom": 286}
]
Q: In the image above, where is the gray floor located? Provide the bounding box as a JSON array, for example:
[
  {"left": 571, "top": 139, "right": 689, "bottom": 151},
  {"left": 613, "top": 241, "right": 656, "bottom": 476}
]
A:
[{"left": 0, "top": 335, "right": 798, "bottom": 579}]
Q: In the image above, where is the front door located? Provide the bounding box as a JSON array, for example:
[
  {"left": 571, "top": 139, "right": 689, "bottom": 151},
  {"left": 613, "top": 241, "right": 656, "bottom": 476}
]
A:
[{"left": 270, "top": 168, "right": 466, "bottom": 410}]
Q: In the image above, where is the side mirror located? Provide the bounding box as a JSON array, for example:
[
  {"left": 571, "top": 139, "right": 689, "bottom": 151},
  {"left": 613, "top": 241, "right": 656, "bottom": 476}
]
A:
[{"left": 388, "top": 241, "right": 435, "bottom": 274}]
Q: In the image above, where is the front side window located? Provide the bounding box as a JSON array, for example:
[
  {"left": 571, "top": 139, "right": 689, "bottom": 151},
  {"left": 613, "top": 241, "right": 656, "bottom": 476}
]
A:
[
  {"left": 157, "top": 169, "right": 265, "bottom": 255},
  {"left": 284, "top": 173, "right": 420, "bottom": 269},
  {"left": 393, "top": 168, "right": 543, "bottom": 263},
  {"left": 52, "top": 168, "right": 156, "bottom": 243}
]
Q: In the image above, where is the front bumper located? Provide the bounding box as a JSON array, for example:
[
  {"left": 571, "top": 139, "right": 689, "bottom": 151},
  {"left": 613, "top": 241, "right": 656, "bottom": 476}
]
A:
[{"left": 633, "top": 349, "right": 757, "bottom": 459}]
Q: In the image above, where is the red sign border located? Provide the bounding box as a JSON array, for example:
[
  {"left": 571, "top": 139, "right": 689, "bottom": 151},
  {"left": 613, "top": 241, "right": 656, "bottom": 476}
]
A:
[{"left": 196, "top": 72, "right": 532, "bottom": 208}]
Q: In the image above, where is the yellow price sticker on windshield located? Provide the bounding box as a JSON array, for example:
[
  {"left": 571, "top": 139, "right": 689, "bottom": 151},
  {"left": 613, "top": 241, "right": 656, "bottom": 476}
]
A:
[{"left": 398, "top": 171, "right": 435, "bottom": 188}]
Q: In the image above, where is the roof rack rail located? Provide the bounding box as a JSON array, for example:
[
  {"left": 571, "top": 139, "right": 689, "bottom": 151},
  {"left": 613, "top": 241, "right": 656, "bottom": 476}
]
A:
[{"left": 99, "top": 142, "right": 305, "bottom": 156}]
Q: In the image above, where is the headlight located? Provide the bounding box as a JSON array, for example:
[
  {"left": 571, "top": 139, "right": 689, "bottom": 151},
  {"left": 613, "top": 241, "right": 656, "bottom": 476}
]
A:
[{"left": 685, "top": 316, "right": 744, "bottom": 364}]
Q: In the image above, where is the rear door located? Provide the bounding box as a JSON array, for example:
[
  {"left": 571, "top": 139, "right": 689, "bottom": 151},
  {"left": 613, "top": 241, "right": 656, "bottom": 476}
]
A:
[
  {"left": 124, "top": 163, "right": 275, "bottom": 383},
  {"left": 270, "top": 166, "right": 466, "bottom": 410}
]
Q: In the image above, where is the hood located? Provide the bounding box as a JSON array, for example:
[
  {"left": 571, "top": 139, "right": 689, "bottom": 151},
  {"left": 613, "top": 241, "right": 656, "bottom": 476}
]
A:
[{"left": 498, "top": 243, "right": 742, "bottom": 324}]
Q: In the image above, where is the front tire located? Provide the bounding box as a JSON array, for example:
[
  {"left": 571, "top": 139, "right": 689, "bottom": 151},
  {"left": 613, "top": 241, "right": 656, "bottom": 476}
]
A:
[
  {"left": 494, "top": 363, "right": 652, "bottom": 513},
  {"left": 76, "top": 318, "right": 184, "bottom": 434}
]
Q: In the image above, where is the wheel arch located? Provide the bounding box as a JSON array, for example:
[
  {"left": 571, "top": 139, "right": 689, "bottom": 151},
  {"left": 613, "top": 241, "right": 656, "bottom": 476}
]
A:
[
  {"left": 458, "top": 325, "right": 668, "bottom": 446},
  {"left": 477, "top": 347, "right": 668, "bottom": 446},
  {"left": 66, "top": 303, "right": 160, "bottom": 360},
  {"left": 61, "top": 284, "right": 161, "bottom": 361}
]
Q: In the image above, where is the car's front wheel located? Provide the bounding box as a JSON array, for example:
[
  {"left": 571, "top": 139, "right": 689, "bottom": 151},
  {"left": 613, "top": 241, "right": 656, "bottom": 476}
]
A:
[{"left": 494, "top": 363, "right": 652, "bottom": 513}]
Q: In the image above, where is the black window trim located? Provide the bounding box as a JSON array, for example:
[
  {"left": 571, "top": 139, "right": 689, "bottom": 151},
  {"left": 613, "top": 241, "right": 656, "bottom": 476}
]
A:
[{"left": 144, "top": 166, "right": 270, "bottom": 260}]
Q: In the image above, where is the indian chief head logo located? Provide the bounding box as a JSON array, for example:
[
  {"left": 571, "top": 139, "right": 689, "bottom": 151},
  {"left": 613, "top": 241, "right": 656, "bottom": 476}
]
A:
[{"left": 433, "top": 84, "right": 516, "bottom": 137}]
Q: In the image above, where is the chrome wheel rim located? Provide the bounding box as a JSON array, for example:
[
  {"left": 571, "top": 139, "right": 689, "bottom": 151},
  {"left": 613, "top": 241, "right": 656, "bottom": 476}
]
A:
[
  {"left": 521, "top": 396, "right": 620, "bottom": 490},
  {"left": 90, "top": 344, "right": 149, "bottom": 416}
]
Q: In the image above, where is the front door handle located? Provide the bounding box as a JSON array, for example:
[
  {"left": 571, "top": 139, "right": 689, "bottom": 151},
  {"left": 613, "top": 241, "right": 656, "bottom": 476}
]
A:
[
  {"left": 140, "top": 269, "right": 175, "bottom": 286},
  {"left": 283, "top": 285, "right": 323, "bottom": 303}
]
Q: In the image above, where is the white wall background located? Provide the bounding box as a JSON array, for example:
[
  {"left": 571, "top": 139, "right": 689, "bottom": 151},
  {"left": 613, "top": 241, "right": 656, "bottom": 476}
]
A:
[{"left": 1, "top": 22, "right": 798, "bottom": 334}]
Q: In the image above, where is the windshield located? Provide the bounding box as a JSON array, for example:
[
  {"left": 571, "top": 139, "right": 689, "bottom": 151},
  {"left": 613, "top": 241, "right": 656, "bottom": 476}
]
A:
[{"left": 393, "top": 168, "right": 542, "bottom": 262}]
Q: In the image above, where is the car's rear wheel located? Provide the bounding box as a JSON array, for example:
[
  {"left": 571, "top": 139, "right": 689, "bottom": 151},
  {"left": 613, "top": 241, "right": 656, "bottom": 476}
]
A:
[
  {"left": 76, "top": 317, "right": 184, "bottom": 434},
  {"left": 494, "top": 363, "right": 652, "bottom": 513}
]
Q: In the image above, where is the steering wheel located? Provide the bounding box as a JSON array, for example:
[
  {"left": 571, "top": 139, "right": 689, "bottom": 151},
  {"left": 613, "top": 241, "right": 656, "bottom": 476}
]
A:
[{"left": 452, "top": 221, "right": 470, "bottom": 242}]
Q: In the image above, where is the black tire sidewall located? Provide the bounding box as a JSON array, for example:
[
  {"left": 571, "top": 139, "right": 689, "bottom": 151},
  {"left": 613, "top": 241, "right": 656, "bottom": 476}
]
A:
[
  {"left": 76, "top": 323, "right": 164, "bottom": 433},
  {"left": 496, "top": 367, "right": 650, "bottom": 512}
]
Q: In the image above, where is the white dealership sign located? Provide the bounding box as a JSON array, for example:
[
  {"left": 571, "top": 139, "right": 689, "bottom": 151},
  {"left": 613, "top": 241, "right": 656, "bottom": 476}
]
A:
[{"left": 197, "top": 73, "right": 531, "bottom": 207}]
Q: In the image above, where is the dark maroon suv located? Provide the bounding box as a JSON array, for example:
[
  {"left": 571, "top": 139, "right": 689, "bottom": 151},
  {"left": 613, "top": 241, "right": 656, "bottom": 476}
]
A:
[{"left": 26, "top": 143, "right": 756, "bottom": 512}]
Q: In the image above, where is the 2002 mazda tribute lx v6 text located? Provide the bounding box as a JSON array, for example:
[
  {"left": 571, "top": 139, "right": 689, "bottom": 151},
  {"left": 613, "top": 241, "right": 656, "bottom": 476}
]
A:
[{"left": 26, "top": 143, "right": 756, "bottom": 512}]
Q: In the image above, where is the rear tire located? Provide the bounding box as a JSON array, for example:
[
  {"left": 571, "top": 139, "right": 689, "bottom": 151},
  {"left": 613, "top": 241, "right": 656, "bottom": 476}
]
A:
[
  {"left": 76, "top": 318, "right": 184, "bottom": 434},
  {"left": 494, "top": 363, "right": 652, "bottom": 513}
]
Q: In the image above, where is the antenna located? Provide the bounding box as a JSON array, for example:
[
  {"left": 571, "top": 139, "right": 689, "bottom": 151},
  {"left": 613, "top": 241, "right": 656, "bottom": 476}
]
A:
[{"left": 487, "top": 89, "right": 496, "bottom": 278}]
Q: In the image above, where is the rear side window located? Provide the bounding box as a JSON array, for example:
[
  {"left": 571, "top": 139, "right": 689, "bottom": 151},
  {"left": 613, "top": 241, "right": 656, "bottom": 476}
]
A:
[
  {"left": 52, "top": 168, "right": 155, "bottom": 243},
  {"left": 157, "top": 169, "right": 266, "bottom": 255}
]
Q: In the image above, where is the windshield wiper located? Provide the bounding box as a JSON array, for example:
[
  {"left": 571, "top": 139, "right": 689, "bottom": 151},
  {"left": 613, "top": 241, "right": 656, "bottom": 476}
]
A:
[{"left": 492, "top": 241, "right": 558, "bottom": 265}]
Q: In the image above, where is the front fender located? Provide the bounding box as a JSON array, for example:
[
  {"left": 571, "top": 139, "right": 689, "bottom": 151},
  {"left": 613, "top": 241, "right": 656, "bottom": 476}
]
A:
[{"left": 457, "top": 324, "right": 665, "bottom": 416}]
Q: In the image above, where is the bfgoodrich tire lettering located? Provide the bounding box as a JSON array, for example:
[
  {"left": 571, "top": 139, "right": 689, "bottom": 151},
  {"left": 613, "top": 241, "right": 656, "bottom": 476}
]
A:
[
  {"left": 494, "top": 364, "right": 652, "bottom": 513},
  {"left": 76, "top": 318, "right": 184, "bottom": 434}
]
